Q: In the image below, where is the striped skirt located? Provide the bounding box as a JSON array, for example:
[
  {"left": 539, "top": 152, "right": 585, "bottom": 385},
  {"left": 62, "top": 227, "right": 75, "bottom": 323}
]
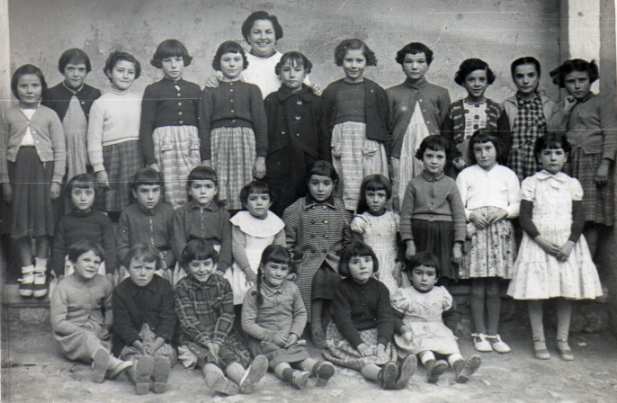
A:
[
  {"left": 331, "top": 122, "right": 388, "bottom": 211},
  {"left": 7, "top": 147, "right": 56, "bottom": 239},
  {"left": 568, "top": 149, "right": 614, "bottom": 226},
  {"left": 211, "top": 127, "right": 256, "bottom": 211},
  {"left": 102, "top": 140, "right": 144, "bottom": 213},
  {"left": 153, "top": 125, "right": 201, "bottom": 209}
]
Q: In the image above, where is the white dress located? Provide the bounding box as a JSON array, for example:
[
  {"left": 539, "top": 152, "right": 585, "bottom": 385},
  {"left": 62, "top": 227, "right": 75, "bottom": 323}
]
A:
[
  {"left": 507, "top": 171, "right": 603, "bottom": 300},
  {"left": 225, "top": 210, "right": 285, "bottom": 304},
  {"left": 350, "top": 211, "right": 401, "bottom": 293},
  {"left": 391, "top": 286, "right": 460, "bottom": 356}
]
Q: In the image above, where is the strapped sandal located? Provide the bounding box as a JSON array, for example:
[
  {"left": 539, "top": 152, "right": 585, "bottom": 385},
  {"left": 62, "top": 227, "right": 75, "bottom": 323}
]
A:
[
  {"left": 18, "top": 266, "right": 35, "bottom": 298},
  {"left": 32, "top": 266, "right": 48, "bottom": 298},
  {"left": 556, "top": 339, "right": 574, "bottom": 361},
  {"left": 486, "top": 334, "right": 511, "bottom": 353},
  {"left": 532, "top": 339, "right": 550, "bottom": 360},
  {"left": 471, "top": 333, "right": 492, "bottom": 352}
]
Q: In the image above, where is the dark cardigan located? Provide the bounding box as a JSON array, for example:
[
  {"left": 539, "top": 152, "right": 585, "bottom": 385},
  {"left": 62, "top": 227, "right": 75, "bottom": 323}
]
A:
[
  {"left": 321, "top": 78, "right": 391, "bottom": 155},
  {"left": 43, "top": 83, "right": 101, "bottom": 121}
]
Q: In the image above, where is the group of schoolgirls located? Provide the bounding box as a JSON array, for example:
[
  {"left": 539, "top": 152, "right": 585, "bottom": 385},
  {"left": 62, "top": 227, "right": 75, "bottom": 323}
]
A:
[{"left": 0, "top": 8, "right": 611, "bottom": 397}]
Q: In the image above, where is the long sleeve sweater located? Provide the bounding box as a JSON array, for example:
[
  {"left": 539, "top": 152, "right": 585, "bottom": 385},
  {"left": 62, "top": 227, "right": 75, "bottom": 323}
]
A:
[{"left": 87, "top": 89, "right": 142, "bottom": 172}]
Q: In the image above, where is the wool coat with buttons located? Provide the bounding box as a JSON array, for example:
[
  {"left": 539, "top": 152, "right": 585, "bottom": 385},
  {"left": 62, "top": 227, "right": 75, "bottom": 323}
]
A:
[
  {"left": 283, "top": 196, "right": 349, "bottom": 315},
  {"left": 0, "top": 104, "right": 66, "bottom": 184},
  {"left": 139, "top": 78, "right": 202, "bottom": 165},
  {"left": 264, "top": 84, "right": 327, "bottom": 162},
  {"left": 43, "top": 82, "right": 101, "bottom": 122}
]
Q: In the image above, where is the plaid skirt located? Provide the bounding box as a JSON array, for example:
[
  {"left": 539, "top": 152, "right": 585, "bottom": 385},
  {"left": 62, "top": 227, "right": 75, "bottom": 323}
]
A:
[
  {"left": 101, "top": 140, "right": 144, "bottom": 213},
  {"left": 153, "top": 125, "right": 201, "bottom": 209},
  {"left": 7, "top": 147, "right": 56, "bottom": 239},
  {"left": 412, "top": 219, "right": 457, "bottom": 280},
  {"left": 331, "top": 122, "right": 388, "bottom": 211},
  {"left": 323, "top": 323, "right": 396, "bottom": 369},
  {"left": 461, "top": 214, "right": 515, "bottom": 279},
  {"left": 568, "top": 149, "right": 614, "bottom": 226},
  {"left": 211, "top": 127, "right": 256, "bottom": 211}
]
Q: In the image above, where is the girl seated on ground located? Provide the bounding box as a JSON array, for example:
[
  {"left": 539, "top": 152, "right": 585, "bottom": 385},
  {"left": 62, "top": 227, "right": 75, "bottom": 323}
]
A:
[
  {"left": 50, "top": 240, "right": 132, "bottom": 383},
  {"left": 392, "top": 252, "right": 481, "bottom": 384},
  {"left": 323, "top": 241, "right": 416, "bottom": 390},
  {"left": 242, "top": 245, "right": 335, "bottom": 389}
]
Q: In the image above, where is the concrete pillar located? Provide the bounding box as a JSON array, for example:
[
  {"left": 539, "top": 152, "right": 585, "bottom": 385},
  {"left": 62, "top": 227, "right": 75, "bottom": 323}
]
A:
[
  {"left": 560, "top": 0, "right": 601, "bottom": 92},
  {"left": 599, "top": 0, "right": 617, "bottom": 338},
  {"left": 0, "top": 0, "right": 10, "bottom": 113}
]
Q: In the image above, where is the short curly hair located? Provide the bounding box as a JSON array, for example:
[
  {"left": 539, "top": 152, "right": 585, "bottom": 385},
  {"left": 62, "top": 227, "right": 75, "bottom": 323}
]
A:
[
  {"left": 241, "top": 11, "right": 284, "bottom": 42},
  {"left": 211, "top": 41, "right": 248, "bottom": 71},
  {"left": 58, "top": 48, "right": 92, "bottom": 74},
  {"left": 103, "top": 50, "right": 141, "bottom": 81},
  {"left": 454, "top": 58, "right": 495, "bottom": 86},
  {"left": 338, "top": 241, "right": 379, "bottom": 278},
  {"left": 275, "top": 51, "right": 313, "bottom": 75},
  {"left": 151, "top": 39, "right": 193, "bottom": 68},
  {"left": 395, "top": 42, "right": 433, "bottom": 66},
  {"left": 549, "top": 59, "right": 599, "bottom": 88},
  {"left": 334, "top": 39, "right": 377, "bottom": 67},
  {"left": 415, "top": 134, "right": 452, "bottom": 161}
]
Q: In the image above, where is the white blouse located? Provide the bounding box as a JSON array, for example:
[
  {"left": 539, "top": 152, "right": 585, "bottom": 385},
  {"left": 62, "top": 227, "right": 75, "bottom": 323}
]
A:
[{"left": 456, "top": 164, "right": 521, "bottom": 219}]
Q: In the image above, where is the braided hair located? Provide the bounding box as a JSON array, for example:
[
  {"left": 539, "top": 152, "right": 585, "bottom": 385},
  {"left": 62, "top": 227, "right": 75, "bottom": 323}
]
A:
[{"left": 254, "top": 245, "right": 294, "bottom": 306}]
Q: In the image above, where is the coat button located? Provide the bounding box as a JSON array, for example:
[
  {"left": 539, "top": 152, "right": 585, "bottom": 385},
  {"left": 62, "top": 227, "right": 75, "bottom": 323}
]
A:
[
  {"left": 177, "top": 93, "right": 181, "bottom": 97},
  {"left": 281, "top": 131, "right": 286, "bottom": 135},
  {"left": 296, "top": 133, "right": 300, "bottom": 137},
  {"left": 297, "top": 100, "right": 303, "bottom": 106},
  {"left": 295, "top": 115, "right": 301, "bottom": 120},
  {"left": 229, "top": 88, "right": 234, "bottom": 93},
  {"left": 179, "top": 120, "right": 184, "bottom": 124},
  {"left": 323, "top": 220, "right": 328, "bottom": 224},
  {"left": 178, "top": 101, "right": 182, "bottom": 106},
  {"left": 178, "top": 111, "right": 183, "bottom": 116}
]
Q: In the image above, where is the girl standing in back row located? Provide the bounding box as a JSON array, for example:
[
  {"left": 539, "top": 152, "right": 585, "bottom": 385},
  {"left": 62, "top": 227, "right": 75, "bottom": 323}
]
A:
[
  {"left": 140, "top": 39, "right": 203, "bottom": 208},
  {"left": 321, "top": 39, "right": 390, "bottom": 211}
]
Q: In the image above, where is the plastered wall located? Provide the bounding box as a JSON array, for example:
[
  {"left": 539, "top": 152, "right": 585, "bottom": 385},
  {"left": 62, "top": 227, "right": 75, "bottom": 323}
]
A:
[{"left": 8, "top": 0, "right": 560, "bottom": 101}]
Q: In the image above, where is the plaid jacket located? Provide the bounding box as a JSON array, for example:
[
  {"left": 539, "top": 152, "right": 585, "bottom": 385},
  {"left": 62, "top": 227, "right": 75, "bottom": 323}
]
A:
[{"left": 174, "top": 274, "right": 235, "bottom": 347}]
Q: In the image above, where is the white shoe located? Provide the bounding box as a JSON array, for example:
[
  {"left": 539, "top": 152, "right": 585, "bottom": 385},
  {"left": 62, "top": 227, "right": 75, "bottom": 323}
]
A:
[
  {"left": 18, "top": 266, "right": 35, "bottom": 298},
  {"left": 32, "top": 267, "right": 48, "bottom": 298},
  {"left": 471, "top": 333, "right": 492, "bottom": 352},
  {"left": 486, "top": 334, "right": 511, "bottom": 353}
]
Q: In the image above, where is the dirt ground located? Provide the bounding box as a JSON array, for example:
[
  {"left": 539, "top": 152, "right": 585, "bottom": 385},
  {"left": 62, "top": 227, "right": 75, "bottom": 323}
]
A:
[{"left": 2, "top": 315, "right": 617, "bottom": 403}]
